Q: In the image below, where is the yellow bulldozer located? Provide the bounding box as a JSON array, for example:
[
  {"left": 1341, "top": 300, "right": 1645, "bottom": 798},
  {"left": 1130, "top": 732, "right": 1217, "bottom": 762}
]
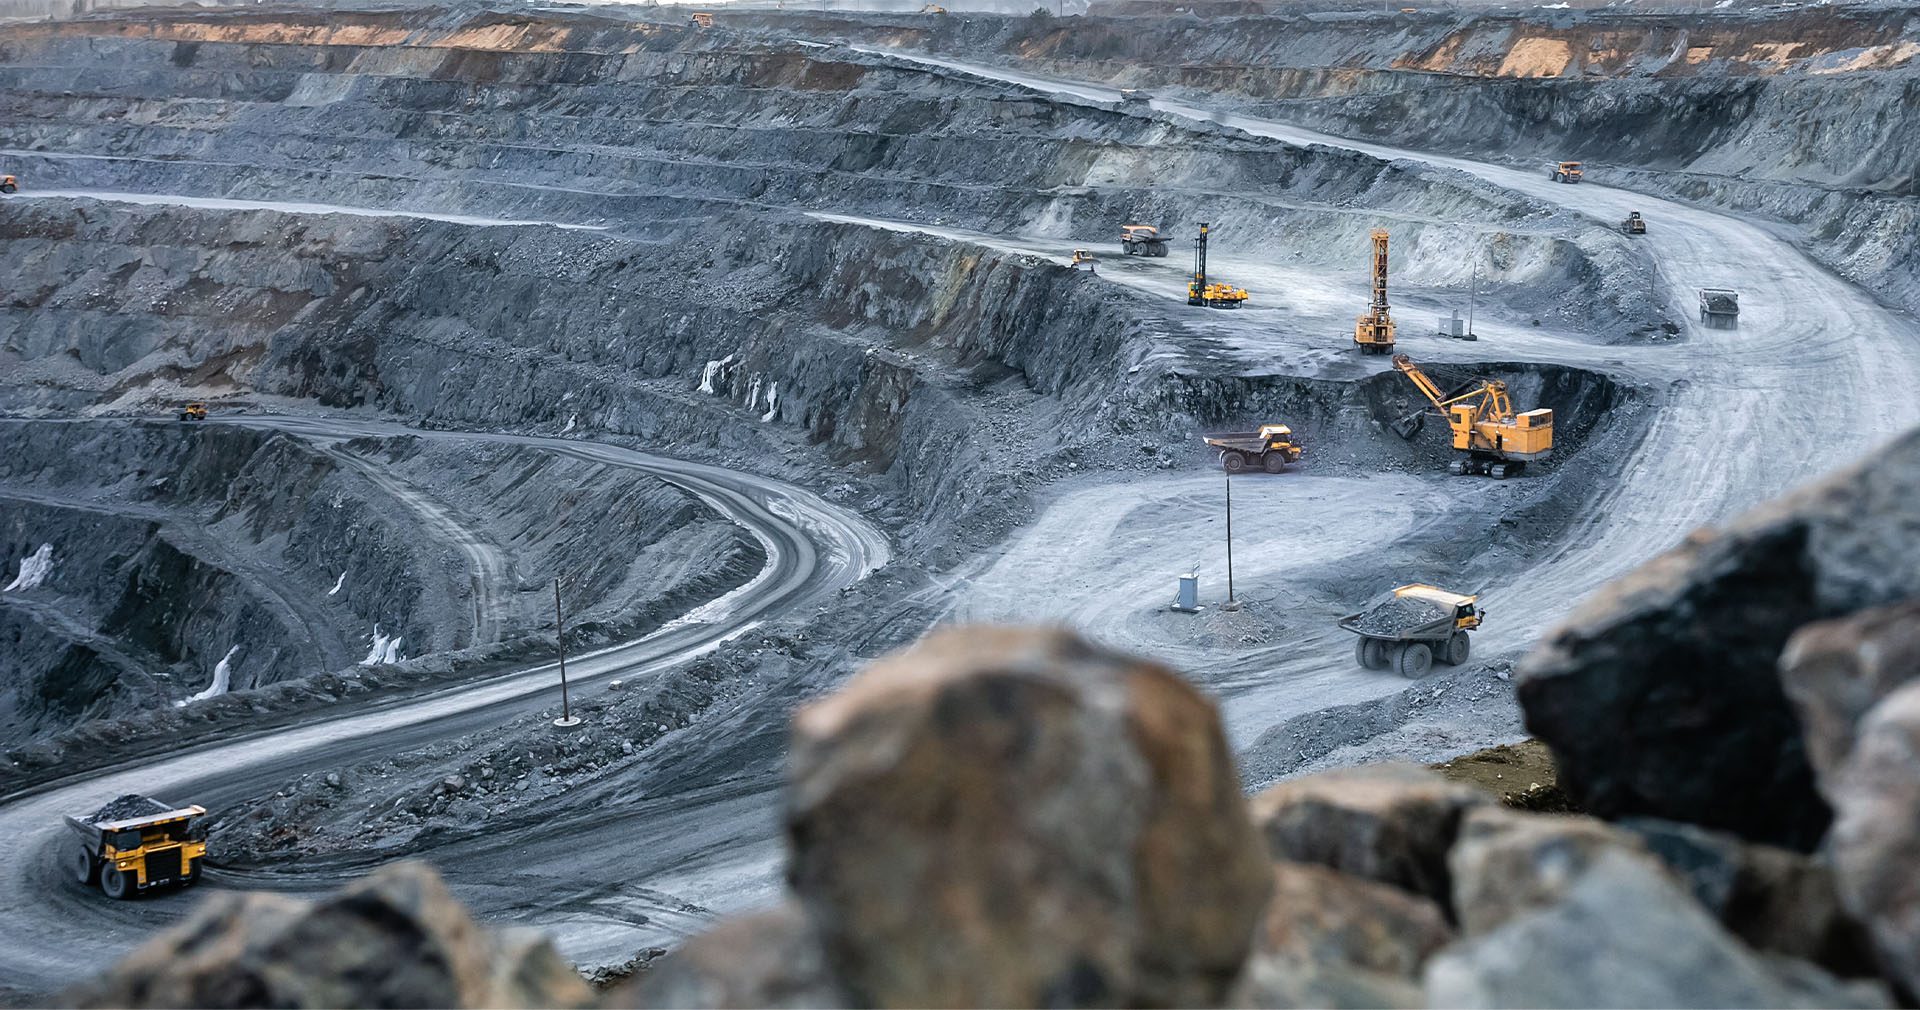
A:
[
  {"left": 66, "top": 794, "right": 208, "bottom": 899},
  {"left": 1354, "top": 228, "right": 1395, "bottom": 354},
  {"left": 1389, "top": 354, "right": 1553, "bottom": 478},
  {"left": 179, "top": 402, "right": 207, "bottom": 421}
]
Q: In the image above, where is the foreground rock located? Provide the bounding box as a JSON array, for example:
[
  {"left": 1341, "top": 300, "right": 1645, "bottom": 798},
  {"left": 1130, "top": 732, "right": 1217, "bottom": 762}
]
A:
[
  {"left": 784, "top": 626, "right": 1271, "bottom": 1008},
  {"left": 1250, "top": 763, "right": 1488, "bottom": 908},
  {"left": 1780, "top": 599, "right": 1920, "bottom": 791},
  {"left": 1447, "top": 807, "right": 1655, "bottom": 935},
  {"left": 1230, "top": 860, "right": 1450, "bottom": 1009},
  {"left": 621, "top": 903, "right": 845, "bottom": 1009},
  {"left": 1517, "top": 430, "right": 1920, "bottom": 849},
  {"left": 69, "top": 862, "right": 591, "bottom": 1009},
  {"left": 1828, "top": 681, "right": 1920, "bottom": 996},
  {"left": 1425, "top": 850, "right": 1887, "bottom": 1009}
]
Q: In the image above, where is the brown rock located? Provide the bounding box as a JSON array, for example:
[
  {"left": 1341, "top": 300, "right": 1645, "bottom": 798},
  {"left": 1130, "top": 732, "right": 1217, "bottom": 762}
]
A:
[
  {"left": 1516, "top": 431, "right": 1920, "bottom": 849},
  {"left": 1780, "top": 599, "right": 1920, "bottom": 791},
  {"left": 1448, "top": 806, "right": 1654, "bottom": 935},
  {"left": 622, "top": 903, "right": 847, "bottom": 1009},
  {"left": 69, "top": 861, "right": 591, "bottom": 1009},
  {"left": 784, "top": 626, "right": 1270, "bottom": 1008},
  {"left": 1829, "top": 681, "right": 1920, "bottom": 995},
  {"left": 1229, "top": 861, "right": 1450, "bottom": 1008},
  {"left": 1249, "top": 763, "right": 1488, "bottom": 908}
]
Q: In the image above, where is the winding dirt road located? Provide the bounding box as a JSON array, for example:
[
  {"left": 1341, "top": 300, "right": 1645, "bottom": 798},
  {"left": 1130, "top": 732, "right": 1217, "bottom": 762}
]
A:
[{"left": 0, "top": 414, "right": 888, "bottom": 995}]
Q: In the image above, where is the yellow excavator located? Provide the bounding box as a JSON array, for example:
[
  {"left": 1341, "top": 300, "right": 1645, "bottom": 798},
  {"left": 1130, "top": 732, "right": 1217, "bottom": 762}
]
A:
[
  {"left": 1187, "top": 223, "right": 1248, "bottom": 309},
  {"left": 1354, "top": 228, "right": 1395, "bottom": 354},
  {"left": 1389, "top": 354, "right": 1553, "bottom": 478}
]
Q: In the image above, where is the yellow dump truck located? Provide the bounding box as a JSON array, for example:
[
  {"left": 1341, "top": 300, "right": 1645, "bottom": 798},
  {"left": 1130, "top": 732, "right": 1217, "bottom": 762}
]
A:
[
  {"left": 179, "top": 402, "right": 207, "bottom": 421},
  {"left": 66, "top": 794, "right": 208, "bottom": 899},
  {"left": 1203, "top": 424, "right": 1303, "bottom": 474},
  {"left": 1341, "top": 583, "right": 1482, "bottom": 678}
]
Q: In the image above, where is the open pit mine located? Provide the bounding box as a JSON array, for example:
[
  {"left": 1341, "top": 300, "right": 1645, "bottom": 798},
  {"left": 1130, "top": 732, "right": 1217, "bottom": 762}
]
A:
[{"left": 2, "top": 0, "right": 1919, "bottom": 1006}]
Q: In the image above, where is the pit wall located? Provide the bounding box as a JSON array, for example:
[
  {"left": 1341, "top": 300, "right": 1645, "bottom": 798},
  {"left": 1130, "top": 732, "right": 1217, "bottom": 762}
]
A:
[
  {"left": 770, "top": 8, "right": 1920, "bottom": 313},
  {"left": 0, "top": 8, "right": 1658, "bottom": 335},
  {"left": 0, "top": 421, "right": 762, "bottom": 744}
]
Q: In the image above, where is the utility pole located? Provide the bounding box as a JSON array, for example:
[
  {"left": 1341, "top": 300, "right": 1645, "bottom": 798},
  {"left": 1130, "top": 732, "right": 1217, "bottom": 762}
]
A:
[
  {"left": 552, "top": 578, "right": 581, "bottom": 729},
  {"left": 1467, "top": 260, "right": 1478, "bottom": 339},
  {"left": 1224, "top": 473, "right": 1238, "bottom": 609}
]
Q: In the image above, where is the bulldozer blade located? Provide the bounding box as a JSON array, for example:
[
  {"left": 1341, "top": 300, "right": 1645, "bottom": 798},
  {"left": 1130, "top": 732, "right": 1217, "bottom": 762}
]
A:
[{"left": 1389, "top": 412, "right": 1425, "bottom": 440}]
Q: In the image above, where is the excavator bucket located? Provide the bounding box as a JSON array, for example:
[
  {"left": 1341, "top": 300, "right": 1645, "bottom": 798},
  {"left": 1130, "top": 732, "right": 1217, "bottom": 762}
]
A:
[{"left": 1389, "top": 411, "right": 1425, "bottom": 440}]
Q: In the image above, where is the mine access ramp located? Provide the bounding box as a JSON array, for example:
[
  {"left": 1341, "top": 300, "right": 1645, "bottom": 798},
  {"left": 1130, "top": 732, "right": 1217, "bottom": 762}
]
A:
[
  {"left": 65, "top": 794, "right": 208, "bottom": 899},
  {"left": 1340, "top": 583, "right": 1482, "bottom": 679}
]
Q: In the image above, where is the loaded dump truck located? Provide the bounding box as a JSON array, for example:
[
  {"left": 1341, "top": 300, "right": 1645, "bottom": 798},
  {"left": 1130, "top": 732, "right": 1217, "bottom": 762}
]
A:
[
  {"left": 1340, "top": 583, "right": 1482, "bottom": 678},
  {"left": 1699, "top": 288, "right": 1739, "bottom": 327},
  {"left": 65, "top": 794, "right": 208, "bottom": 899},
  {"left": 1203, "top": 424, "right": 1303, "bottom": 473}
]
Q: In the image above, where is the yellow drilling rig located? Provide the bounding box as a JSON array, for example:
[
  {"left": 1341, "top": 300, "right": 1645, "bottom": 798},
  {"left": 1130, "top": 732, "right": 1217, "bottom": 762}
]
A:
[
  {"left": 1354, "top": 228, "right": 1395, "bottom": 354},
  {"left": 1389, "top": 354, "right": 1553, "bottom": 478},
  {"left": 1188, "top": 223, "right": 1249, "bottom": 309}
]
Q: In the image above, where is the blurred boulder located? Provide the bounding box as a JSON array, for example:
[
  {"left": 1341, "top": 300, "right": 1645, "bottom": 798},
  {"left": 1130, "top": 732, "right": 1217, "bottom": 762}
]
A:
[
  {"left": 1250, "top": 763, "right": 1487, "bottom": 908},
  {"left": 1425, "top": 850, "right": 1888, "bottom": 1009},
  {"left": 1829, "top": 681, "right": 1920, "bottom": 996},
  {"left": 1516, "top": 433, "right": 1920, "bottom": 849},
  {"left": 622, "top": 903, "right": 846, "bottom": 1009},
  {"left": 1448, "top": 806, "right": 1652, "bottom": 935},
  {"left": 68, "top": 861, "right": 591, "bottom": 1009},
  {"left": 1230, "top": 860, "right": 1450, "bottom": 1009},
  {"left": 785, "top": 625, "right": 1270, "bottom": 1008},
  {"left": 1780, "top": 598, "right": 1920, "bottom": 790}
]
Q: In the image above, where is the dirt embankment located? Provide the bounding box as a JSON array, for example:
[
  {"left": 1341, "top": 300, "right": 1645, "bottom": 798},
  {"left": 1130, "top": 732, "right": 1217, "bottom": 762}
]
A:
[{"left": 0, "top": 420, "right": 762, "bottom": 756}]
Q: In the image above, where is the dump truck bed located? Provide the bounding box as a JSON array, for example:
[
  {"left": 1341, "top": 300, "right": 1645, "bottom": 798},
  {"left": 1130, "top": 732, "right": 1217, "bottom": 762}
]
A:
[
  {"left": 1339, "top": 584, "right": 1477, "bottom": 641},
  {"left": 1202, "top": 432, "right": 1276, "bottom": 452},
  {"left": 66, "top": 795, "right": 205, "bottom": 837}
]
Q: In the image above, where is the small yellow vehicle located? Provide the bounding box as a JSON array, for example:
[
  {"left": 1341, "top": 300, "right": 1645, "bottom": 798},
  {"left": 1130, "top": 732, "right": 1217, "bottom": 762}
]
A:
[
  {"left": 1341, "top": 584, "right": 1483, "bottom": 678},
  {"left": 1069, "top": 249, "right": 1097, "bottom": 271},
  {"left": 0, "top": 174, "right": 17, "bottom": 195},
  {"left": 689, "top": 11, "right": 714, "bottom": 27},
  {"left": 179, "top": 402, "right": 208, "bottom": 421},
  {"left": 1547, "top": 160, "right": 1584, "bottom": 183},
  {"left": 66, "top": 794, "right": 209, "bottom": 899},
  {"left": 1203, "top": 424, "right": 1303, "bottom": 474}
]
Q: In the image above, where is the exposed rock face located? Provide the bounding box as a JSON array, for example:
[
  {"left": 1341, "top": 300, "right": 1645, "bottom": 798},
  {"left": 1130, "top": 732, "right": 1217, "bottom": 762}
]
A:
[
  {"left": 68, "top": 862, "right": 591, "bottom": 1009},
  {"left": 784, "top": 625, "right": 1270, "bottom": 1008},
  {"left": 1780, "top": 599, "right": 1920, "bottom": 791},
  {"left": 1424, "top": 850, "right": 1887, "bottom": 1010},
  {"left": 1828, "top": 681, "right": 1920, "bottom": 997},
  {"left": 1249, "top": 763, "right": 1489, "bottom": 908},
  {"left": 622, "top": 903, "right": 846, "bottom": 1010},
  {"left": 1517, "top": 430, "right": 1920, "bottom": 849},
  {"left": 1230, "top": 860, "right": 1450, "bottom": 1009}
]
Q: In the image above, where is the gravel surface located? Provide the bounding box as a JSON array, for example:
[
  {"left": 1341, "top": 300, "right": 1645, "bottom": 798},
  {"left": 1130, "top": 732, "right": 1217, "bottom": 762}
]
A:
[
  {"left": 85, "top": 794, "right": 166, "bottom": 824},
  {"left": 1349, "top": 595, "right": 1452, "bottom": 636}
]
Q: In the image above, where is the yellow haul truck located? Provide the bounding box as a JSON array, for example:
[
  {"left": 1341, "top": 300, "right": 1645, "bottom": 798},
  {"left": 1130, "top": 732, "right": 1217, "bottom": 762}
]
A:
[
  {"left": 1341, "top": 583, "right": 1483, "bottom": 678},
  {"left": 66, "top": 794, "right": 208, "bottom": 899}
]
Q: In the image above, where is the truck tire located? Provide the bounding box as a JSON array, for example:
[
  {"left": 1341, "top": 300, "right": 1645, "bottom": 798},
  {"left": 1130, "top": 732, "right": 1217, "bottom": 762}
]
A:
[
  {"left": 100, "top": 863, "right": 134, "bottom": 900},
  {"left": 72, "top": 844, "right": 97, "bottom": 885},
  {"left": 1354, "top": 637, "right": 1388, "bottom": 670},
  {"left": 1445, "top": 632, "right": 1471, "bottom": 666},
  {"left": 1394, "top": 642, "right": 1433, "bottom": 679},
  {"left": 0, "top": 182, "right": 15, "bottom": 194},
  {"left": 1262, "top": 452, "right": 1287, "bottom": 474},
  {"left": 1221, "top": 451, "right": 1247, "bottom": 474}
]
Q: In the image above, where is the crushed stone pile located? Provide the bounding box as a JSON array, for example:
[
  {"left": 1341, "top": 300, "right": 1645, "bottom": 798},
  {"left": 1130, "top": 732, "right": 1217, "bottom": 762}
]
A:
[
  {"left": 87, "top": 794, "right": 167, "bottom": 824},
  {"left": 1351, "top": 595, "right": 1451, "bottom": 636}
]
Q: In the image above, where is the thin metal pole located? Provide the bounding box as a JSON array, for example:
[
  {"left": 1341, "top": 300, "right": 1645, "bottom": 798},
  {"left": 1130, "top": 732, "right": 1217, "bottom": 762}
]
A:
[
  {"left": 554, "top": 578, "right": 571, "bottom": 723},
  {"left": 1225, "top": 474, "right": 1235, "bottom": 603},
  {"left": 1467, "top": 261, "right": 1477, "bottom": 337}
]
